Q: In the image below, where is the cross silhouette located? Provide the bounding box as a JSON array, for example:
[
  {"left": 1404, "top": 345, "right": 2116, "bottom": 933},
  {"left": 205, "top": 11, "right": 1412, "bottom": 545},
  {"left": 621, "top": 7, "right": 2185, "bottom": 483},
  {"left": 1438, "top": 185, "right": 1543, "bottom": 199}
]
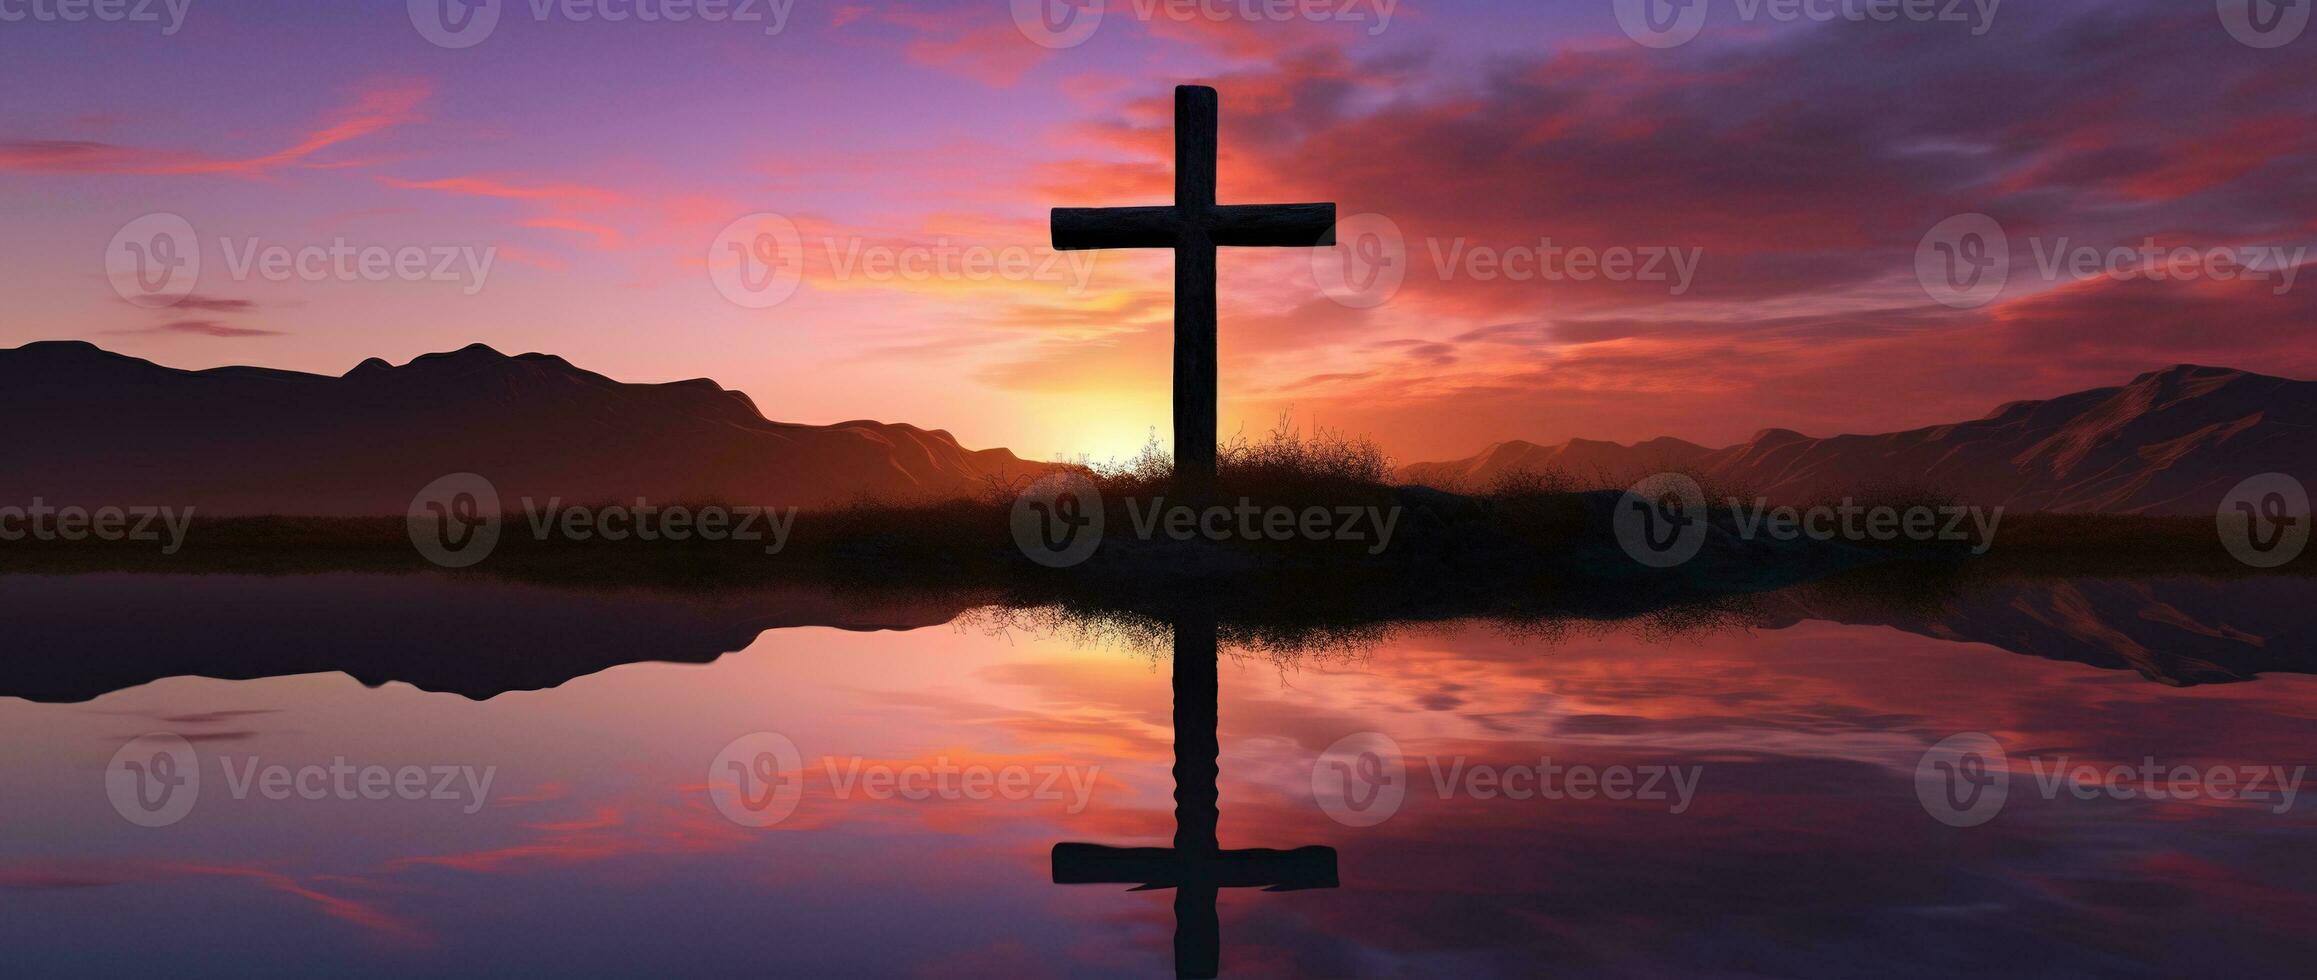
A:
[
  {"left": 1051, "top": 85, "right": 1338, "bottom": 484},
  {"left": 1052, "top": 609, "right": 1339, "bottom": 979}
]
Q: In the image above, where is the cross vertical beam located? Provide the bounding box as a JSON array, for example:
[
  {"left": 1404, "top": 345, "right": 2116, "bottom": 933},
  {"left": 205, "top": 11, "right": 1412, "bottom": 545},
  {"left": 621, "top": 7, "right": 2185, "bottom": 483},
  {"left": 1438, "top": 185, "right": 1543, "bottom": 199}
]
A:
[
  {"left": 1174, "top": 86, "right": 1220, "bottom": 485},
  {"left": 1171, "top": 609, "right": 1221, "bottom": 977},
  {"left": 1051, "top": 85, "right": 1338, "bottom": 489},
  {"left": 1173, "top": 605, "right": 1220, "bottom": 859}
]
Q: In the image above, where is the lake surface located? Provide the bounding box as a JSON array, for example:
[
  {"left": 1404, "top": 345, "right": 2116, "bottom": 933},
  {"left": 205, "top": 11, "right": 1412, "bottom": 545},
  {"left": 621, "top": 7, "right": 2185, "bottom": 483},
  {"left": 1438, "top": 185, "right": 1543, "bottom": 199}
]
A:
[{"left": 2, "top": 573, "right": 2313, "bottom": 977}]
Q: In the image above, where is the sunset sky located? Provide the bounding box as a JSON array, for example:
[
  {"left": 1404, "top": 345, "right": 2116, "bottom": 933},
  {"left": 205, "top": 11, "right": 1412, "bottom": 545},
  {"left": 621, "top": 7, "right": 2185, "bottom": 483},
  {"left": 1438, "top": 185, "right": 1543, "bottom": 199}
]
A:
[{"left": 3, "top": 0, "right": 2313, "bottom": 464}]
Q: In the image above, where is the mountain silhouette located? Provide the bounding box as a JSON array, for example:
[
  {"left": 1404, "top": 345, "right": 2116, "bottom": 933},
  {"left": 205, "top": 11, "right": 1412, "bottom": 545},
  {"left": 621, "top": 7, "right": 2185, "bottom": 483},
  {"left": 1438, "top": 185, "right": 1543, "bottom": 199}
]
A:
[
  {"left": 0, "top": 341, "right": 1050, "bottom": 515},
  {"left": 15, "top": 344, "right": 2308, "bottom": 519},
  {"left": 1401, "top": 365, "right": 2317, "bottom": 515},
  {"left": 1760, "top": 576, "right": 2316, "bottom": 686},
  {"left": 1, "top": 573, "right": 2305, "bottom": 703},
  {"left": 0, "top": 573, "right": 983, "bottom": 702}
]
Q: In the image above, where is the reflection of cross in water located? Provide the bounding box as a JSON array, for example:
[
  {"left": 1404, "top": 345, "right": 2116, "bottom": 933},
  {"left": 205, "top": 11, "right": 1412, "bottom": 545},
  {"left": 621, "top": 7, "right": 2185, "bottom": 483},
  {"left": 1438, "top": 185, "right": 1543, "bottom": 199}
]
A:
[
  {"left": 1050, "top": 85, "right": 1337, "bottom": 487},
  {"left": 1052, "top": 611, "right": 1338, "bottom": 979}
]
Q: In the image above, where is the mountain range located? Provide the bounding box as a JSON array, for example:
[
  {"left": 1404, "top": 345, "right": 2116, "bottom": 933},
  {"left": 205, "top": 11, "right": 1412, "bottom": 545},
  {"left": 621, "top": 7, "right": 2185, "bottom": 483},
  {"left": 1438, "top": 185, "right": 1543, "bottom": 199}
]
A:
[
  {"left": 0, "top": 341, "right": 1048, "bottom": 516},
  {"left": 9, "top": 343, "right": 2309, "bottom": 518},
  {"left": 1399, "top": 365, "right": 2316, "bottom": 516},
  {"left": 2, "top": 572, "right": 2303, "bottom": 701}
]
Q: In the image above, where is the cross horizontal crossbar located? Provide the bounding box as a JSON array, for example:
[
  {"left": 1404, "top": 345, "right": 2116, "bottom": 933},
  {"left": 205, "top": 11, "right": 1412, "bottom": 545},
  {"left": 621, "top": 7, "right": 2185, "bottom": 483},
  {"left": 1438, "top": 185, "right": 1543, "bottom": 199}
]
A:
[
  {"left": 1051, "top": 842, "right": 1339, "bottom": 892},
  {"left": 1051, "top": 203, "right": 1337, "bottom": 251}
]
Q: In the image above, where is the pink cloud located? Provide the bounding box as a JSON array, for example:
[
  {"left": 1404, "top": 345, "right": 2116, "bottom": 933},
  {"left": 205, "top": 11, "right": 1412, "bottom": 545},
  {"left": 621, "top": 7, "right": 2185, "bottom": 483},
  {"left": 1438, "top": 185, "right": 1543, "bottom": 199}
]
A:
[
  {"left": 0, "top": 80, "right": 431, "bottom": 177},
  {"left": 104, "top": 320, "right": 285, "bottom": 339},
  {"left": 904, "top": 24, "right": 1050, "bottom": 87}
]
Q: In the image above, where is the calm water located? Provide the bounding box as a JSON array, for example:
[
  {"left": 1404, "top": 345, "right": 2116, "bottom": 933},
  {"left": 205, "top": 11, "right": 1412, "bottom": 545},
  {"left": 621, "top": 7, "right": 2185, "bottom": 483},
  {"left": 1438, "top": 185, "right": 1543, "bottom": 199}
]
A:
[{"left": 2, "top": 574, "right": 2313, "bottom": 977}]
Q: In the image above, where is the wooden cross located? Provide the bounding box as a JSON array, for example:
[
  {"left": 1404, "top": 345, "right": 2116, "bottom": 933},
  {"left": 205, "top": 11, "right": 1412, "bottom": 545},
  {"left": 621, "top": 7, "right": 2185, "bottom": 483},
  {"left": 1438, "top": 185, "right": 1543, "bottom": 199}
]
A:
[
  {"left": 1052, "top": 609, "right": 1339, "bottom": 979},
  {"left": 1051, "top": 85, "right": 1338, "bottom": 485}
]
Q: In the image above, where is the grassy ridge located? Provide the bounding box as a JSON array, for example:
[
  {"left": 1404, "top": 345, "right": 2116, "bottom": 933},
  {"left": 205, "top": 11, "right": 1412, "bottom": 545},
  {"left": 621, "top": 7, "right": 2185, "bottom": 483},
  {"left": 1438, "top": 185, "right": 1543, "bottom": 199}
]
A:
[{"left": 2, "top": 426, "right": 2301, "bottom": 595}]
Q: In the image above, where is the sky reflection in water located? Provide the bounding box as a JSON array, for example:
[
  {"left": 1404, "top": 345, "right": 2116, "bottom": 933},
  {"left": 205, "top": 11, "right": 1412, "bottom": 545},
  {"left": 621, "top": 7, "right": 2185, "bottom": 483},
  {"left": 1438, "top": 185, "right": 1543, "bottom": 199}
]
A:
[{"left": 2, "top": 576, "right": 2314, "bottom": 977}]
